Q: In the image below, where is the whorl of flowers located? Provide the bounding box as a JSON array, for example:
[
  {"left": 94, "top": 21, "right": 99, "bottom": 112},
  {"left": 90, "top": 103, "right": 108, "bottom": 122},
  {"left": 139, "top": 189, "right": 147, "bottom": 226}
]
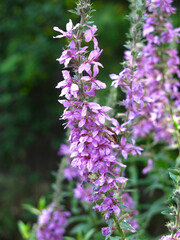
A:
[
  {"left": 133, "top": 0, "right": 180, "bottom": 147},
  {"left": 36, "top": 204, "right": 70, "bottom": 240},
  {"left": 54, "top": 0, "right": 140, "bottom": 237}
]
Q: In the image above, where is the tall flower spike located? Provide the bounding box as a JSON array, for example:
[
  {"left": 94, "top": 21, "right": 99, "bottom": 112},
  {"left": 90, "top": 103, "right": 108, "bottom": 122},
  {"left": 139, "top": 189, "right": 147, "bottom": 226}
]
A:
[
  {"left": 134, "top": 0, "right": 180, "bottom": 160},
  {"left": 109, "top": 0, "right": 144, "bottom": 162},
  {"left": 54, "top": 0, "right": 139, "bottom": 237}
]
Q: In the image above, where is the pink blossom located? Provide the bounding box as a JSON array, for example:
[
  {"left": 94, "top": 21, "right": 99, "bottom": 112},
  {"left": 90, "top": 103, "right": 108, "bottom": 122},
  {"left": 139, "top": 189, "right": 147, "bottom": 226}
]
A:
[{"left": 142, "top": 159, "right": 154, "bottom": 174}]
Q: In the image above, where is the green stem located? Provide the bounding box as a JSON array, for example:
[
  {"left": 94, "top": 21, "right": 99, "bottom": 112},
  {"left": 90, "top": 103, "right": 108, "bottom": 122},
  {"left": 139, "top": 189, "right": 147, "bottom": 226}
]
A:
[
  {"left": 113, "top": 213, "right": 126, "bottom": 240},
  {"left": 168, "top": 100, "right": 180, "bottom": 167},
  {"left": 53, "top": 159, "right": 66, "bottom": 209}
]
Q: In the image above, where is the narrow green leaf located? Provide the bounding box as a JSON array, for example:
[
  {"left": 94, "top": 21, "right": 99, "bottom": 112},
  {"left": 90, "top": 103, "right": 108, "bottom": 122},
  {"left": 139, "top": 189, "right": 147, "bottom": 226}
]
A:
[
  {"left": 68, "top": 9, "right": 78, "bottom": 15},
  {"left": 64, "top": 237, "right": 76, "bottom": 240},
  {"left": 169, "top": 172, "right": 178, "bottom": 184},
  {"left": 84, "top": 229, "right": 95, "bottom": 240},
  {"left": 120, "top": 221, "right": 136, "bottom": 232},
  {"left": 17, "top": 221, "right": 30, "bottom": 239},
  {"left": 110, "top": 237, "right": 121, "bottom": 240},
  {"left": 23, "top": 204, "right": 41, "bottom": 216},
  {"left": 161, "top": 210, "right": 172, "bottom": 216},
  {"left": 86, "top": 21, "right": 94, "bottom": 25}
]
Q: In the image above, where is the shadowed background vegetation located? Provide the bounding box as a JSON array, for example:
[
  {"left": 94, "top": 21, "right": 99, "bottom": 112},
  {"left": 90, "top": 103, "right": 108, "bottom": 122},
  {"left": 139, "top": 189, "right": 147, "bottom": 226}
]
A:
[{"left": 0, "top": 0, "right": 180, "bottom": 239}]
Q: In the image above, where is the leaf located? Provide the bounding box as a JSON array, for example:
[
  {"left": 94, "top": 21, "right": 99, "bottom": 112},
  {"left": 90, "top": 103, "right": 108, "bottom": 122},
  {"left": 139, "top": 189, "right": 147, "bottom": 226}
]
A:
[
  {"left": 64, "top": 237, "right": 76, "bottom": 240},
  {"left": 120, "top": 221, "right": 136, "bottom": 232},
  {"left": 68, "top": 215, "right": 89, "bottom": 224},
  {"left": 23, "top": 204, "right": 41, "bottom": 216},
  {"left": 17, "top": 221, "right": 30, "bottom": 239},
  {"left": 131, "top": 51, "right": 136, "bottom": 56},
  {"left": 168, "top": 168, "right": 180, "bottom": 175},
  {"left": 70, "top": 222, "right": 91, "bottom": 235},
  {"left": 38, "top": 197, "right": 46, "bottom": 211},
  {"left": 137, "top": 23, "right": 143, "bottom": 29},
  {"left": 68, "top": 9, "right": 79, "bottom": 15},
  {"left": 161, "top": 210, "right": 172, "bottom": 216},
  {"left": 123, "top": 44, "right": 130, "bottom": 50},
  {"left": 110, "top": 237, "right": 121, "bottom": 240},
  {"left": 175, "top": 156, "right": 180, "bottom": 167},
  {"left": 136, "top": 10, "right": 142, "bottom": 15},
  {"left": 105, "top": 234, "right": 111, "bottom": 240},
  {"left": 0, "top": 54, "right": 22, "bottom": 73},
  {"left": 169, "top": 172, "right": 178, "bottom": 184},
  {"left": 173, "top": 119, "right": 179, "bottom": 130},
  {"left": 86, "top": 21, "right": 94, "bottom": 25},
  {"left": 84, "top": 229, "right": 95, "bottom": 240}
]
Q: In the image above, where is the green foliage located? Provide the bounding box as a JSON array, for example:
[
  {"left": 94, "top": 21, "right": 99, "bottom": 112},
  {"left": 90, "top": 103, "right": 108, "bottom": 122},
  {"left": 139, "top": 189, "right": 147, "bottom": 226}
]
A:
[
  {"left": 18, "top": 221, "right": 31, "bottom": 239},
  {"left": 0, "top": 0, "right": 67, "bottom": 168},
  {"left": 1, "top": 0, "right": 180, "bottom": 240}
]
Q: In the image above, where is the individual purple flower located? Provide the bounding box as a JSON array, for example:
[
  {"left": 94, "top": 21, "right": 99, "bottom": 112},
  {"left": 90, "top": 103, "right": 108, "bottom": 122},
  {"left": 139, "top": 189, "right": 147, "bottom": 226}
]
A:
[
  {"left": 56, "top": 70, "right": 79, "bottom": 100},
  {"left": 102, "top": 227, "right": 111, "bottom": 236},
  {"left": 58, "top": 144, "right": 70, "bottom": 156},
  {"left": 142, "top": 159, "right": 153, "bottom": 174},
  {"left": 78, "top": 48, "right": 103, "bottom": 74},
  {"left": 143, "top": 16, "right": 155, "bottom": 36},
  {"left": 73, "top": 183, "right": 93, "bottom": 203},
  {"left": 110, "top": 70, "right": 126, "bottom": 88},
  {"left": 53, "top": 19, "right": 78, "bottom": 39}
]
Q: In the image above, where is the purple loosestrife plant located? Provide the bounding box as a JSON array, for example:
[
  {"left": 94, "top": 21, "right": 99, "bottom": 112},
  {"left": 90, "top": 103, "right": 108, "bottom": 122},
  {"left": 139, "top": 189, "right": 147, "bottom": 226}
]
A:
[
  {"left": 54, "top": 0, "right": 139, "bottom": 238},
  {"left": 133, "top": 0, "right": 180, "bottom": 157}
]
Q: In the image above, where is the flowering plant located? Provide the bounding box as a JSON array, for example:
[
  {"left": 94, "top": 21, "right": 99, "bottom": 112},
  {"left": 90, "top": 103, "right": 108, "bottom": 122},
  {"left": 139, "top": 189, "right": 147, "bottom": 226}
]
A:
[{"left": 18, "top": 0, "right": 180, "bottom": 239}]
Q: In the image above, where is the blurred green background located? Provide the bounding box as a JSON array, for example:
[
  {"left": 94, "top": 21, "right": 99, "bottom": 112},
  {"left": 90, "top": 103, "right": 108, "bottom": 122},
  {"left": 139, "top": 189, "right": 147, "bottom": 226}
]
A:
[{"left": 0, "top": 0, "right": 180, "bottom": 239}]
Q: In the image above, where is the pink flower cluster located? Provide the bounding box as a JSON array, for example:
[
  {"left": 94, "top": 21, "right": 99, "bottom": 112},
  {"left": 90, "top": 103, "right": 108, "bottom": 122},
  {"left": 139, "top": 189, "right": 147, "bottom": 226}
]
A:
[
  {"left": 36, "top": 204, "right": 70, "bottom": 240},
  {"left": 161, "top": 229, "right": 180, "bottom": 239},
  {"left": 54, "top": 18, "right": 140, "bottom": 235},
  {"left": 133, "top": 0, "right": 180, "bottom": 143}
]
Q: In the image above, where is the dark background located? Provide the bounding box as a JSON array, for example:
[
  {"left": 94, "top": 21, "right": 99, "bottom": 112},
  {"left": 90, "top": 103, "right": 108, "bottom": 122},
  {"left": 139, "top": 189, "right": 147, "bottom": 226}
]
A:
[{"left": 0, "top": 0, "right": 180, "bottom": 239}]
